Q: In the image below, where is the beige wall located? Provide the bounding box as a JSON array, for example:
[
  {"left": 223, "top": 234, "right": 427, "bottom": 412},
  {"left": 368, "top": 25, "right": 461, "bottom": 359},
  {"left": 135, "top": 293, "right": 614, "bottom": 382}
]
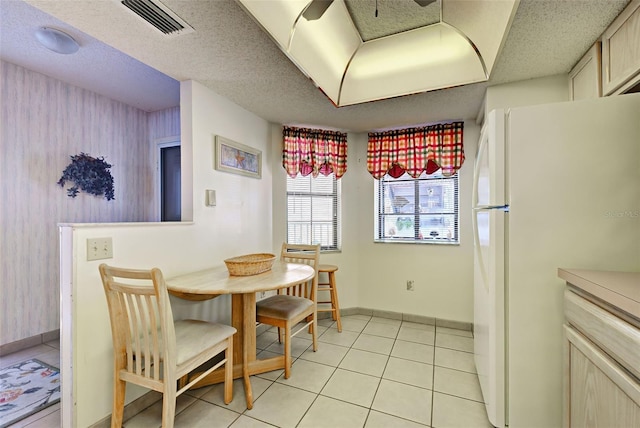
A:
[
  {"left": 483, "top": 73, "right": 569, "bottom": 118},
  {"left": 0, "top": 60, "right": 179, "bottom": 345}
]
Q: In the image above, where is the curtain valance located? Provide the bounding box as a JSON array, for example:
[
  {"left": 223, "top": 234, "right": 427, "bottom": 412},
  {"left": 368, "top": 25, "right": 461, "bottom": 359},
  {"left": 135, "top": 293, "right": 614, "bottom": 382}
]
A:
[
  {"left": 283, "top": 126, "right": 348, "bottom": 179},
  {"left": 367, "top": 122, "right": 465, "bottom": 179}
]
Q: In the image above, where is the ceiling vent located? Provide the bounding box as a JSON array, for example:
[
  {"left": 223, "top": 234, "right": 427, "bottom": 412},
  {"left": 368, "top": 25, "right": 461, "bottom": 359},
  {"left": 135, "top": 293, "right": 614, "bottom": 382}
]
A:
[{"left": 121, "top": 0, "right": 194, "bottom": 36}]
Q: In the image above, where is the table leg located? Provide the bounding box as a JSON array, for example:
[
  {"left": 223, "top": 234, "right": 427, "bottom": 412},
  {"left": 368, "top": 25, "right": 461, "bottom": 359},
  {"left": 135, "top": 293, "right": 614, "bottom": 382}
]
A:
[
  {"left": 233, "top": 293, "right": 257, "bottom": 409},
  {"left": 187, "top": 293, "right": 284, "bottom": 406}
]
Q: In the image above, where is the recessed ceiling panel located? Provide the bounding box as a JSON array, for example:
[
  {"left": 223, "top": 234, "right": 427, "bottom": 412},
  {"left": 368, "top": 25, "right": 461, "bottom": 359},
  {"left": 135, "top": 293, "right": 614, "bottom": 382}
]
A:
[{"left": 340, "top": 24, "right": 485, "bottom": 105}]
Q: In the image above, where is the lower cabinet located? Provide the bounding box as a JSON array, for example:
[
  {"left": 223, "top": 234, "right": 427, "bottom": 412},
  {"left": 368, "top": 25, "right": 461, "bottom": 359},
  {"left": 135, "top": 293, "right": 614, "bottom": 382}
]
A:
[
  {"left": 563, "top": 289, "right": 640, "bottom": 427},
  {"left": 565, "top": 326, "right": 640, "bottom": 427}
]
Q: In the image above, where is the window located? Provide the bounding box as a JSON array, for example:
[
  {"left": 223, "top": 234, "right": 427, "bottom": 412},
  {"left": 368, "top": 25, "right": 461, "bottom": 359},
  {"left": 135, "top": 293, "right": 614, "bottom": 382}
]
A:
[
  {"left": 374, "top": 171, "right": 459, "bottom": 244},
  {"left": 287, "top": 173, "right": 340, "bottom": 251}
]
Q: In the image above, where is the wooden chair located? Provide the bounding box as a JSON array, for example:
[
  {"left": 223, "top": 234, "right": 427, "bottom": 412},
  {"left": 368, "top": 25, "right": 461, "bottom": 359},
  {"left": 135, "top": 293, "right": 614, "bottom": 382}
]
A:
[
  {"left": 99, "top": 264, "right": 236, "bottom": 428},
  {"left": 256, "top": 243, "right": 320, "bottom": 378}
]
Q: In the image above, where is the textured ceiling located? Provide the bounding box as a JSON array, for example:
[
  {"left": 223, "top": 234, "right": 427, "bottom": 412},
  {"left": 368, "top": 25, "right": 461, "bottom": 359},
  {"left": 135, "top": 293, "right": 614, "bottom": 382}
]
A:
[{"left": 0, "top": 0, "right": 630, "bottom": 132}]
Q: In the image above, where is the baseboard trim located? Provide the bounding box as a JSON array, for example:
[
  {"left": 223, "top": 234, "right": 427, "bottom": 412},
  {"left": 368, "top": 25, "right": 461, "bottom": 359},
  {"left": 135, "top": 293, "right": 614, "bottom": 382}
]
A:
[
  {"left": 90, "top": 391, "right": 163, "bottom": 428},
  {"left": 319, "top": 307, "right": 472, "bottom": 331},
  {"left": 0, "top": 329, "right": 60, "bottom": 357}
]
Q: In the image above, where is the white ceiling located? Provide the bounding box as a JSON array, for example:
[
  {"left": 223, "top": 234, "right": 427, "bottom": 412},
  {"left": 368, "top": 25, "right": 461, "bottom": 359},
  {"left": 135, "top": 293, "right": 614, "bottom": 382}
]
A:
[{"left": 0, "top": 0, "right": 630, "bottom": 132}]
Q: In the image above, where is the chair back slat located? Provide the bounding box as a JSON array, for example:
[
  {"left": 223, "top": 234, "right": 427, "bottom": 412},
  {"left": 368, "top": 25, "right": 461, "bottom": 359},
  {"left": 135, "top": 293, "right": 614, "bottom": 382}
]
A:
[{"left": 279, "top": 243, "right": 320, "bottom": 300}]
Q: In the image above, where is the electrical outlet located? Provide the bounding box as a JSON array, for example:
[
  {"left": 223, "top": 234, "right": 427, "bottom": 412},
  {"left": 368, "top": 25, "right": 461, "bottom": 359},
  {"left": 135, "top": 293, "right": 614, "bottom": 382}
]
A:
[
  {"left": 406, "top": 280, "right": 415, "bottom": 291},
  {"left": 87, "top": 237, "right": 113, "bottom": 261}
]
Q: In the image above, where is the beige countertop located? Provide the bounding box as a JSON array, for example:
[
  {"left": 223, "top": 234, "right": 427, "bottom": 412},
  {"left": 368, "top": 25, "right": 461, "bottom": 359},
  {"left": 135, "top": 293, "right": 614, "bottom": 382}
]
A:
[{"left": 558, "top": 268, "right": 640, "bottom": 320}]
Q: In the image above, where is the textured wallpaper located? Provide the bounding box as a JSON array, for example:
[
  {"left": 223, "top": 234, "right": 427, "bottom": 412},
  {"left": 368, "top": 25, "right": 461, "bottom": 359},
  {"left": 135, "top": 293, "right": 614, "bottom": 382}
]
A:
[{"left": 0, "top": 60, "right": 180, "bottom": 345}]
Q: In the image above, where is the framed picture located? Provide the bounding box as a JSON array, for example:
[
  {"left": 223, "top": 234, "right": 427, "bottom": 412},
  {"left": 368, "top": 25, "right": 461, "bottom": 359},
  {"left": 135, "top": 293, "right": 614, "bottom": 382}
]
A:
[{"left": 214, "top": 135, "right": 262, "bottom": 178}]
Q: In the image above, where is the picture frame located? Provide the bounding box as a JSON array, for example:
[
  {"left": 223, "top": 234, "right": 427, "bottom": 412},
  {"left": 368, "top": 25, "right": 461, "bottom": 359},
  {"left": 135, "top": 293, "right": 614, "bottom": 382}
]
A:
[{"left": 214, "top": 135, "right": 262, "bottom": 179}]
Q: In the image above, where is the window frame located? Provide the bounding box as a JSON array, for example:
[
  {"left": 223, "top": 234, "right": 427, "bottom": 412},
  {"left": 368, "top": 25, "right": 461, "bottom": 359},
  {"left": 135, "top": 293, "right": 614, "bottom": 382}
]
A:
[
  {"left": 286, "top": 173, "right": 341, "bottom": 252},
  {"left": 374, "top": 172, "right": 459, "bottom": 245}
]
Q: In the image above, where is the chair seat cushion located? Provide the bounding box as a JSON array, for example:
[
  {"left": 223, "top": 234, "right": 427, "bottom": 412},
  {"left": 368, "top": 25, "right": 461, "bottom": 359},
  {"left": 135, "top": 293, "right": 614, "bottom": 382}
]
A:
[
  {"left": 174, "top": 320, "right": 236, "bottom": 366},
  {"left": 256, "top": 295, "right": 313, "bottom": 320}
]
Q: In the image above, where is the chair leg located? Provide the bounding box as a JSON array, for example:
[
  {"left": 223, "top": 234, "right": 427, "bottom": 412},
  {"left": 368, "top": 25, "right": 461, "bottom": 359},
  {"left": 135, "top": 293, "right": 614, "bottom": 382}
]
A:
[
  {"left": 329, "top": 271, "right": 342, "bottom": 332},
  {"left": 161, "top": 383, "right": 177, "bottom": 428},
  {"left": 312, "top": 315, "right": 318, "bottom": 352},
  {"left": 111, "top": 376, "right": 126, "bottom": 428},
  {"left": 224, "top": 336, "right": 233, "bottom": 404},
  {"left": 277, "top": 327, "right": 283, "bottom": 344},
  {"left": 284, "top": 324, "right": 292, "bottom": 379}
]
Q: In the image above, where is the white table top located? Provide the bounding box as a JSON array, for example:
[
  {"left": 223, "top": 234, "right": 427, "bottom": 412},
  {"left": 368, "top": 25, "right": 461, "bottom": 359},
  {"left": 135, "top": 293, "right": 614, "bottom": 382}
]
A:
[{"left": 166, "top": 261, "right": 315, "bottom": 298}]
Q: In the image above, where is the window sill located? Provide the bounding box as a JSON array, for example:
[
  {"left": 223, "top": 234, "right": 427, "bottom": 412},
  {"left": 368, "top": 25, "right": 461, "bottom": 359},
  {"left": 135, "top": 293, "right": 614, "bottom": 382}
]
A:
[
  {"left": 373, "top": 239, "right": 459, "bottom": 246},
  {"left": 320, "top": 248, "right": 342, "bottom": 254}
]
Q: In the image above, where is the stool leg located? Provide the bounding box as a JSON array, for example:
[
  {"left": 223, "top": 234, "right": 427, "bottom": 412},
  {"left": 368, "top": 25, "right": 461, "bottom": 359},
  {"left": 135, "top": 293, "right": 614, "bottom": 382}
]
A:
[{"left": 328, "top": 271, "right": 342, "bottom": 332}]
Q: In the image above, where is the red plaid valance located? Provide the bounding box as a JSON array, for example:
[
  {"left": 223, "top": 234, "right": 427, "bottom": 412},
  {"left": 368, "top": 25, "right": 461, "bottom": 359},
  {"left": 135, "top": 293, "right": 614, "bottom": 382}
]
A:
[
  {"left": 367, "top": 122, "right": 465, "bottom": 179},
  {"left": 283, "top": 126, "right": 348, "bottom": 179}
]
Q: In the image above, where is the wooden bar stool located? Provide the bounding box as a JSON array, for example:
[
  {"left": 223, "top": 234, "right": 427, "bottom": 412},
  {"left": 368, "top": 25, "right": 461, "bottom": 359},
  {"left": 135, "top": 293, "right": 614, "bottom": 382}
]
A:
[{"left": 317, "top": 264, "right": 342, "bottom": 332}]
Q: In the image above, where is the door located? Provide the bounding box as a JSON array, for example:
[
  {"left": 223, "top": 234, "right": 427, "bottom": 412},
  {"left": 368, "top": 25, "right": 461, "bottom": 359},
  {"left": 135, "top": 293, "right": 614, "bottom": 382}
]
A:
[
  {"left": 473, "top": 110, "right": 507, "bottom": 427},
  {"left": 160, "top": 145, "right": 181, "bottom": 221},
  {"left": 473, "top": 207, "right": 506, "bottom": 428}
]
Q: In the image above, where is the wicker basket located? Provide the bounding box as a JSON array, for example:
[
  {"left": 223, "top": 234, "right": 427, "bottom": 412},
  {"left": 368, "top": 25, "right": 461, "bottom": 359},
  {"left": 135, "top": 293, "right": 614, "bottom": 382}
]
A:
[{"left": 224, "top": 253, "right": 276, "bottom": 276}]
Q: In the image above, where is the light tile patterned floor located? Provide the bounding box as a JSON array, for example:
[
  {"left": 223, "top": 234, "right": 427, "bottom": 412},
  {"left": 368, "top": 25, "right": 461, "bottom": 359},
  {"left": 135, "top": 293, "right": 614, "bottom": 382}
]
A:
[{"left": 0, "top": 315, "right": 492, "bottom": 427}]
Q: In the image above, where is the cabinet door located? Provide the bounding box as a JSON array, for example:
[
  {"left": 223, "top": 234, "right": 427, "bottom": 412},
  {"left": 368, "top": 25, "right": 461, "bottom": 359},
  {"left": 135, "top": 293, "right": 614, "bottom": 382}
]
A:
[
  {"left": 569, "top": 43, "right": 602, "bottom": 100},
  {"left": 565, "top": 326, "right": 640, "bottom": 427},
  {"left": 602, "top": 0, "right": 640, "bottom": 95}
]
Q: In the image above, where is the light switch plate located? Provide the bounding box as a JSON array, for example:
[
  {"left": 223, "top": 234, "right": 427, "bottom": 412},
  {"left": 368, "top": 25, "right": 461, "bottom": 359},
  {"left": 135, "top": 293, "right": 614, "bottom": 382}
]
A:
[
  {"left": 87, "top": 237, "right": 113, "bottom": 261},
  {"left": 206, "top": 189, "right": 216, "bottom": 206}
]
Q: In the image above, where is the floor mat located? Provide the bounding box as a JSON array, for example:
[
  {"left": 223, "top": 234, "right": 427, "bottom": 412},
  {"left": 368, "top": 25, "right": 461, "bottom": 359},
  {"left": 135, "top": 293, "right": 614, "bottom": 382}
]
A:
[{"left": 0, "top": 359, "right": 60, "bottom": 427}]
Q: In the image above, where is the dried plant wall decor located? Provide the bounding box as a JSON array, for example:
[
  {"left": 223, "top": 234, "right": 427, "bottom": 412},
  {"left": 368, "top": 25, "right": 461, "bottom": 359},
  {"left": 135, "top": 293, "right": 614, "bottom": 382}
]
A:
[{"left": 57, "top": 153, "right": 115, "bottom": 200}]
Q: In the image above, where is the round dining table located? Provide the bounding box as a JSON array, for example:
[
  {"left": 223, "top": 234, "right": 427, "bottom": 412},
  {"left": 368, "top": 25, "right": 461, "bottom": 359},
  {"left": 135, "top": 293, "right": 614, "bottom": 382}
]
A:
[{"left": 165, "top": 260, "right": 315, "bottom": 409}]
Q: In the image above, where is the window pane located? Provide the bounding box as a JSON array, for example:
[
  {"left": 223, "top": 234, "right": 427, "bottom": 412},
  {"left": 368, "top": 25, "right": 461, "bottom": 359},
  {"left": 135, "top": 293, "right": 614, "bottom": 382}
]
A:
[
  {"left": 311, "top": 196, "right": 333, "bottom": 221},
  {"left": 287, "top": 196, "right": 311, "bottom": 221},
  {"left": 287, "top": 173, "right": 340, "bottom": 251},
  {"left": 310, "top": 175, "right": 334, "bottom": 193},
  {"left": 419, "top": 214, "right": 456, "bottom": 240},
  {"left": 383, "top": 180, "right": 414, "bottom": 214},
  {"left": 381, "top": 215, "right": 415, "bottom": 239},
  {"left": 375, "top": 172, "right": 458, "bottom": 244},
  {"left": 288, "top": 223, "right": 310, "bottom": 244}
]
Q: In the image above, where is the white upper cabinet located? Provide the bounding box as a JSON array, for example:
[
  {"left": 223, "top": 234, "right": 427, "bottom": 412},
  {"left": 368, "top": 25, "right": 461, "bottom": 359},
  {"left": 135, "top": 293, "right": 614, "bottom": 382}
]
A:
[
  {"left": 601, "top": 0, "right": 640, "bottom": 95},
  {"left": 569, "top": 43, "right": 602, "bottom": 100}
]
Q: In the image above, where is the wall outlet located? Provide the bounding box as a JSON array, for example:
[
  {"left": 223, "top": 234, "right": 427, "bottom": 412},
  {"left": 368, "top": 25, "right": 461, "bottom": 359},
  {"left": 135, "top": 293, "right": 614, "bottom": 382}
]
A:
[
  {"left": 406, "top": 280, "right": 415, "bottom": 291},
  {"left": 87, "top": 237, "right": 113, "bottom": 261}
]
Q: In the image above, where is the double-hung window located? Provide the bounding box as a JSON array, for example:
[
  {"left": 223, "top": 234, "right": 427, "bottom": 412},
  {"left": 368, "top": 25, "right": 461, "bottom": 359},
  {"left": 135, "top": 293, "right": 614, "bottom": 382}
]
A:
[
  {"left": 374, "top": 171, "right": 459, "bottom": 244},
  {"left": 286, "top": 173, "right": 341, "bottom": 251}
]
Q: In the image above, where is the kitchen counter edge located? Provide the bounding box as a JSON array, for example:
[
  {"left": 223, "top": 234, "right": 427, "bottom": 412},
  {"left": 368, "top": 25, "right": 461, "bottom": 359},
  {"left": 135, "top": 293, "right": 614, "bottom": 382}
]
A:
[{"left": 558, "top": 268, "right": 640, "bottom": 321}]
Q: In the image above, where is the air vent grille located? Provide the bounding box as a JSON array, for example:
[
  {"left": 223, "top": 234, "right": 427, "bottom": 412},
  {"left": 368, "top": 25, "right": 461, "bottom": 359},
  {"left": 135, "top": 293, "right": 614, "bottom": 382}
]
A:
[{"left": 121, "top": 0, "right": 193, "bottom": 36}]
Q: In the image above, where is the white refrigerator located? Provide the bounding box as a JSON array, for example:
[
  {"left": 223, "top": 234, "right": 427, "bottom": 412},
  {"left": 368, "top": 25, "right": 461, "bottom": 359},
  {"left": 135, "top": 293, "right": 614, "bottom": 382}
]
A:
[{"left": 472, "top": 93, "right": 640, "bottom": 428}]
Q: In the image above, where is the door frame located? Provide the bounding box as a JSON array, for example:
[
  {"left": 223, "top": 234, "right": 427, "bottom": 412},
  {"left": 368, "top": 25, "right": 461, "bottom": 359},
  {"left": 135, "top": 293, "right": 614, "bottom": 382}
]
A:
[{"left": 155, "top": 136, "right": 181, "bottom": 222}]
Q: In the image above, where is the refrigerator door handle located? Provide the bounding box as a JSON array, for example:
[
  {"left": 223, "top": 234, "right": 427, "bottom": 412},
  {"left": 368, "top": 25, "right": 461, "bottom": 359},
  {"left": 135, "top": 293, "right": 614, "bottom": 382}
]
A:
[
  {"left": 473, "top": 210, "right": 489, "bottom": 292},
  {"left": 474, "top": 205, "right": 509, "bottom": 211}
]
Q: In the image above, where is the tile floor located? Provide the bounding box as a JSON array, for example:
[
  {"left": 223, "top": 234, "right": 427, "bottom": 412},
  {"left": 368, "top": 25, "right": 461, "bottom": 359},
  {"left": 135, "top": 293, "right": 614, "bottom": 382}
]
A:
[{"left": 1, "top": 314, "right": 492, "bottom": 428}]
